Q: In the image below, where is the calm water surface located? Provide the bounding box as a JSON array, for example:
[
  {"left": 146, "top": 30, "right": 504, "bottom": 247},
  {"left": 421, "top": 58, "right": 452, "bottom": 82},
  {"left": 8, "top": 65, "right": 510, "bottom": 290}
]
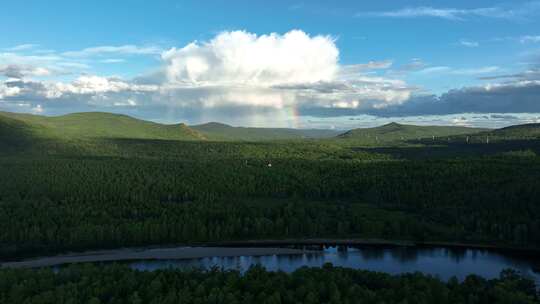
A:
[{"left": 130, "top": 246, "right": 540, "bottom": 283}]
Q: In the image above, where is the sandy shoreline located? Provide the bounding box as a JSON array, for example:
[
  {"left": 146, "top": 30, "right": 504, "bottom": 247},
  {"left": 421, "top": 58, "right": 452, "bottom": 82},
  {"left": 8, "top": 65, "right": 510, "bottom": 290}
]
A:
[{"left": 1, "top": 247, "right": 314, "bottom": 269}]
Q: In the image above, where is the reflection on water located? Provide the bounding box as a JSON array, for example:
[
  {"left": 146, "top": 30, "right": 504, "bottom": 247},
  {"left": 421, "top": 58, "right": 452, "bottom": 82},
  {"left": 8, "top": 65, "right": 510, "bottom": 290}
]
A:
[{"left": 130, "top": 246, "right": 540, "bottom": 283}]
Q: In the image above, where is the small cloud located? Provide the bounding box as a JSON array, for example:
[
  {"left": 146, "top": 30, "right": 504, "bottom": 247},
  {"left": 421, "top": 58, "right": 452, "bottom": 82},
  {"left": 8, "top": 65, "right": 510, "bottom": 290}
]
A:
[
  {"left": 451, "top": 116, "right": 471, "bottom": 127},
  {"left": 451, "top": 66, "right": 499, "bottom": 75},
  {"left": 396, "top": 58, "right": 427, "bottom": 72},
  {"left": 0, "top": 64, "right": 51, "bottom": 78},
  {"left": 415, "top": 66, "right": 498, "bottom": 76},
  {"left": 478, "top": 68, "right": 540, "bottom": 81},
  {"left": 57, "top": 62, "right": 91, "bottom": 69},
  {"left": 288, "top": 3, "right": 304, "bottom": 10},
  {"left": 339, "top": 60, "right": 393, "bottom": 78},
  {"left": 416, "top": 66, "right": 452, "bottom": 74},
  {"left": 459, "top": 39, "right": 479, "bottom": 48},
  {"left": 62, "top": 45, "right": 162, "bottom": 57},
  {"left": 101, "top": 59, "right": 126, "bottom": 63},
  {"left": 5, "top": 44, "right": 39, "bottom": 51},
  {"left": 357, "top": 2, "right": 540, "bottom": 21},
  {"left": 33, "top": 49, "right": 56, "bottom": 54},
  {"left": 114, "top": 98, "right": 137, "bottom": 107},
  {"left": 358, "top": 7, "right": 468, "bottom": 20},
  {"left": 490, "top": 114, "right": 519, "bottom": 120},
  {"left": 31, "top": 104, "right": 43, "bottom": 113},
  {"left": 520, "top": 35, "right": 540, "bottom": 43}
]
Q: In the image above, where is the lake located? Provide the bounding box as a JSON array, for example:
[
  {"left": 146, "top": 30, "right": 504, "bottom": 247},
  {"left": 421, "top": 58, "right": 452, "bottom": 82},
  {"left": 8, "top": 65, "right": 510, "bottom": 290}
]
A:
[{"left": 130, "top": 245, "right": 540, "bottom": 283}]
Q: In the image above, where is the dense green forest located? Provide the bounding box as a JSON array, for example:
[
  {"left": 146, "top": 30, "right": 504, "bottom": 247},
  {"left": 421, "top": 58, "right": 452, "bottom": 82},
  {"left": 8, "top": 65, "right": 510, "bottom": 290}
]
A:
[
  {"left": 1, "top": 111, "right": 540, "bottom": 260},
  {"left": 2, "top": 154, "right": 540, "bottom": 258},
  {"left": 191, "top": 122, "right": 340, "bottom": 141},
  {"left": 338, "top": 122, "right": 487, "bottom": 143},
  {"left": 1, "top": 263, "right": 538, "bottom": 304}
]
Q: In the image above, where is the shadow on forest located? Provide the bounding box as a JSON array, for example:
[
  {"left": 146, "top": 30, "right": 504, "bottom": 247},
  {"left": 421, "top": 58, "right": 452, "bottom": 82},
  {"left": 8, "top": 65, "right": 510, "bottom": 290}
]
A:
[{"left": 353, "top": 139, "right": 540, "bottom": 160}]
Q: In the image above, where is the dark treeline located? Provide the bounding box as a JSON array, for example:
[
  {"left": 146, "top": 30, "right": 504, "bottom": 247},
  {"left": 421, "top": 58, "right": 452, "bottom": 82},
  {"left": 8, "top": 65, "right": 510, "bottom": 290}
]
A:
[
  {"left": 1, "top": 264, "right": 538, "bottom": 304},
  {"left": 1, "top": 138, "right": 540, "bottom": 258}
]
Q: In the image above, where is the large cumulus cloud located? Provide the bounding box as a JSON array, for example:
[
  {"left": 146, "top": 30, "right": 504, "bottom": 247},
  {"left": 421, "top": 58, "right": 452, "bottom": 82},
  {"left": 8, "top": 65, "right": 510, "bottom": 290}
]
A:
[
  {"left": 153, "top": 30, "right": 412, "bottom": 114},
  {"left": 162, "top": 30, "right": 338, "bottom": 86}
]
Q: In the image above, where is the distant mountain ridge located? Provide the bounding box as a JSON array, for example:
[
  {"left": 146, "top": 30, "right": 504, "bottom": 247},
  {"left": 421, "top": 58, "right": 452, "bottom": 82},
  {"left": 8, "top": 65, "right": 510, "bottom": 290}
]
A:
[
  {"left": 3, "top": 112, "right": 540, "bottom": 147},
  {"left": 338, "top": 122, "right": 488, "bottom": 141},
  {"left": 191, "top": 121, "right": 341, "bottom": 141}
]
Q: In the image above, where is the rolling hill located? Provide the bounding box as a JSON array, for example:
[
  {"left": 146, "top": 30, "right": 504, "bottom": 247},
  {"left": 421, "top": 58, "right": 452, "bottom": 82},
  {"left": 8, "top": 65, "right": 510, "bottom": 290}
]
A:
[
  {"left": 191, "top": 122, "right": 340, "bottom": 141},
  {"left": 483, "top": 123, "right": 540, "bottom": 139},
  {"left": 0, "top": 112, "right": 36, "bottom": 151},
  {"left": 3, "top": 111, "right": 539, "bottom": 151},
  {"left": 0, "top": 111, "right": 206, "bottom": 141},
  {"left": 338, "top": 122, "right": 488, "bottom": 142}
]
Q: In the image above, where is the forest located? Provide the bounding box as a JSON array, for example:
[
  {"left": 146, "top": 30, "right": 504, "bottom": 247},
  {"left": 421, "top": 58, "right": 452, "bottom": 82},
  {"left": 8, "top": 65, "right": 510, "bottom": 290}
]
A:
[
  {"left": 1, "top": 111, "right": 540, "bottom": 303},
  {"left": 0, "top": 263, "right": 538, "bottom": 303},
  {"left": 1, "top": 135, "right": 540, "bottom": 259}
]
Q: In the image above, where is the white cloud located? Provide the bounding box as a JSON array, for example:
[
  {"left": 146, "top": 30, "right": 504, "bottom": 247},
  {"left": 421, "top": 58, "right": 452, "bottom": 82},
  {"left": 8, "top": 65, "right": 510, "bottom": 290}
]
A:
[
  {"left": 0, "top": 52, "right": 62, "bottom": 66},
  {"left": 47, "top": 75, "right": 158, "bottom": 98},
  {"left": 520, "top": 35, "right": 540, "bottom": 43},
  {"left": 304, "top": 113, "right": 540, "bottom": 130},
  {"left": 101, "top": 58, "right": 126, "bottom": 63},
  {"left": 15, "top": 30, "right": 535, "bottom": 126},
  {"left": 56, "top": 62, "right": 91, "bottom": 69},
  {"left": 416, "top": 66, "right": 499, "bottom": 75},
  {"left": 0, "top": 30, "right": 416, "bottom": 126},
  {"left": 158, "top": 30, "right": 411, "bottom": 112},
  {"left": 62, "top": 45, "right": 163, "bottom": 57},
  {"left": 0, "top": 82, "right": 21, "bottom": 98},
  {"left": 358, "top": 7, "right": 501, "bottom": 20},
  {"left": 451, "top": 116, "right": 471, "bottom": 127},
  {"left": 417, "top": 66, "right": 452, "bottom": 74},
  {"left": 338, "top": 60, "right": 393, "bottom": 79},
  {"left": 113, "top": 98, "right": 137, "bottom": 107},
  {"left": 452, "top": 66, "right": 500, "bottom": 75},
  {"left": 459, "top": 39, "right": 479, "bottom": 48},
  {"left": 0, "top": 64, "right": 51, "bottom": 78},
  {"left": 30, "top": 104, "right": 43, "bottom": 113},
  {"left": 0, "top": 52, "right": 87, "bottom": 77},
  {"left": 0, "top": 44, "right": 163, "bottom": 78},
  {"left": 162, "top": 30, "right": 339, "bottom": 86},
  {"left": 5, "top": 44, "right": 39, "bottom": 51},
  {"left": 358, "top": 2, "right": 540, "bottom": 21}
]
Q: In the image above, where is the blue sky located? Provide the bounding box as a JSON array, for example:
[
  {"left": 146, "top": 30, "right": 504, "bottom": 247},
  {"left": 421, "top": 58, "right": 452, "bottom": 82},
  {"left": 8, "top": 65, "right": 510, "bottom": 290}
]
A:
[{"left": 1, "top": 0, "right": 540, "bottom": 128}]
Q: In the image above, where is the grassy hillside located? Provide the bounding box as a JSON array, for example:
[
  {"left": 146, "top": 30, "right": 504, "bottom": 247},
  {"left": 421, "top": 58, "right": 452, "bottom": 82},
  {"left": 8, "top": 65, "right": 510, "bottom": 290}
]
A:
[
  {"left": 0, "top": 111, "right": 206, "bottom": 141},
  {"left": 0, "top": 113, "right": 37, "bottom": 152},
  {"left": 338, "top": 122, "right": 487, "bottom": 143},
  {"left": 485, "top": 123, "right": 540, "bottom": 139},
  {"left": 192, "top": 122, "right": 340, "bottom": 141}
]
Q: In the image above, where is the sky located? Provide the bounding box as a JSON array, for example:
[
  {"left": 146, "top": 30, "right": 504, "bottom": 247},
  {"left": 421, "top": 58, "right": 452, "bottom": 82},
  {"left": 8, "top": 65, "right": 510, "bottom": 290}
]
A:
[{"left": 1, "top": 0, "right": 540, "bottom": 129}]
